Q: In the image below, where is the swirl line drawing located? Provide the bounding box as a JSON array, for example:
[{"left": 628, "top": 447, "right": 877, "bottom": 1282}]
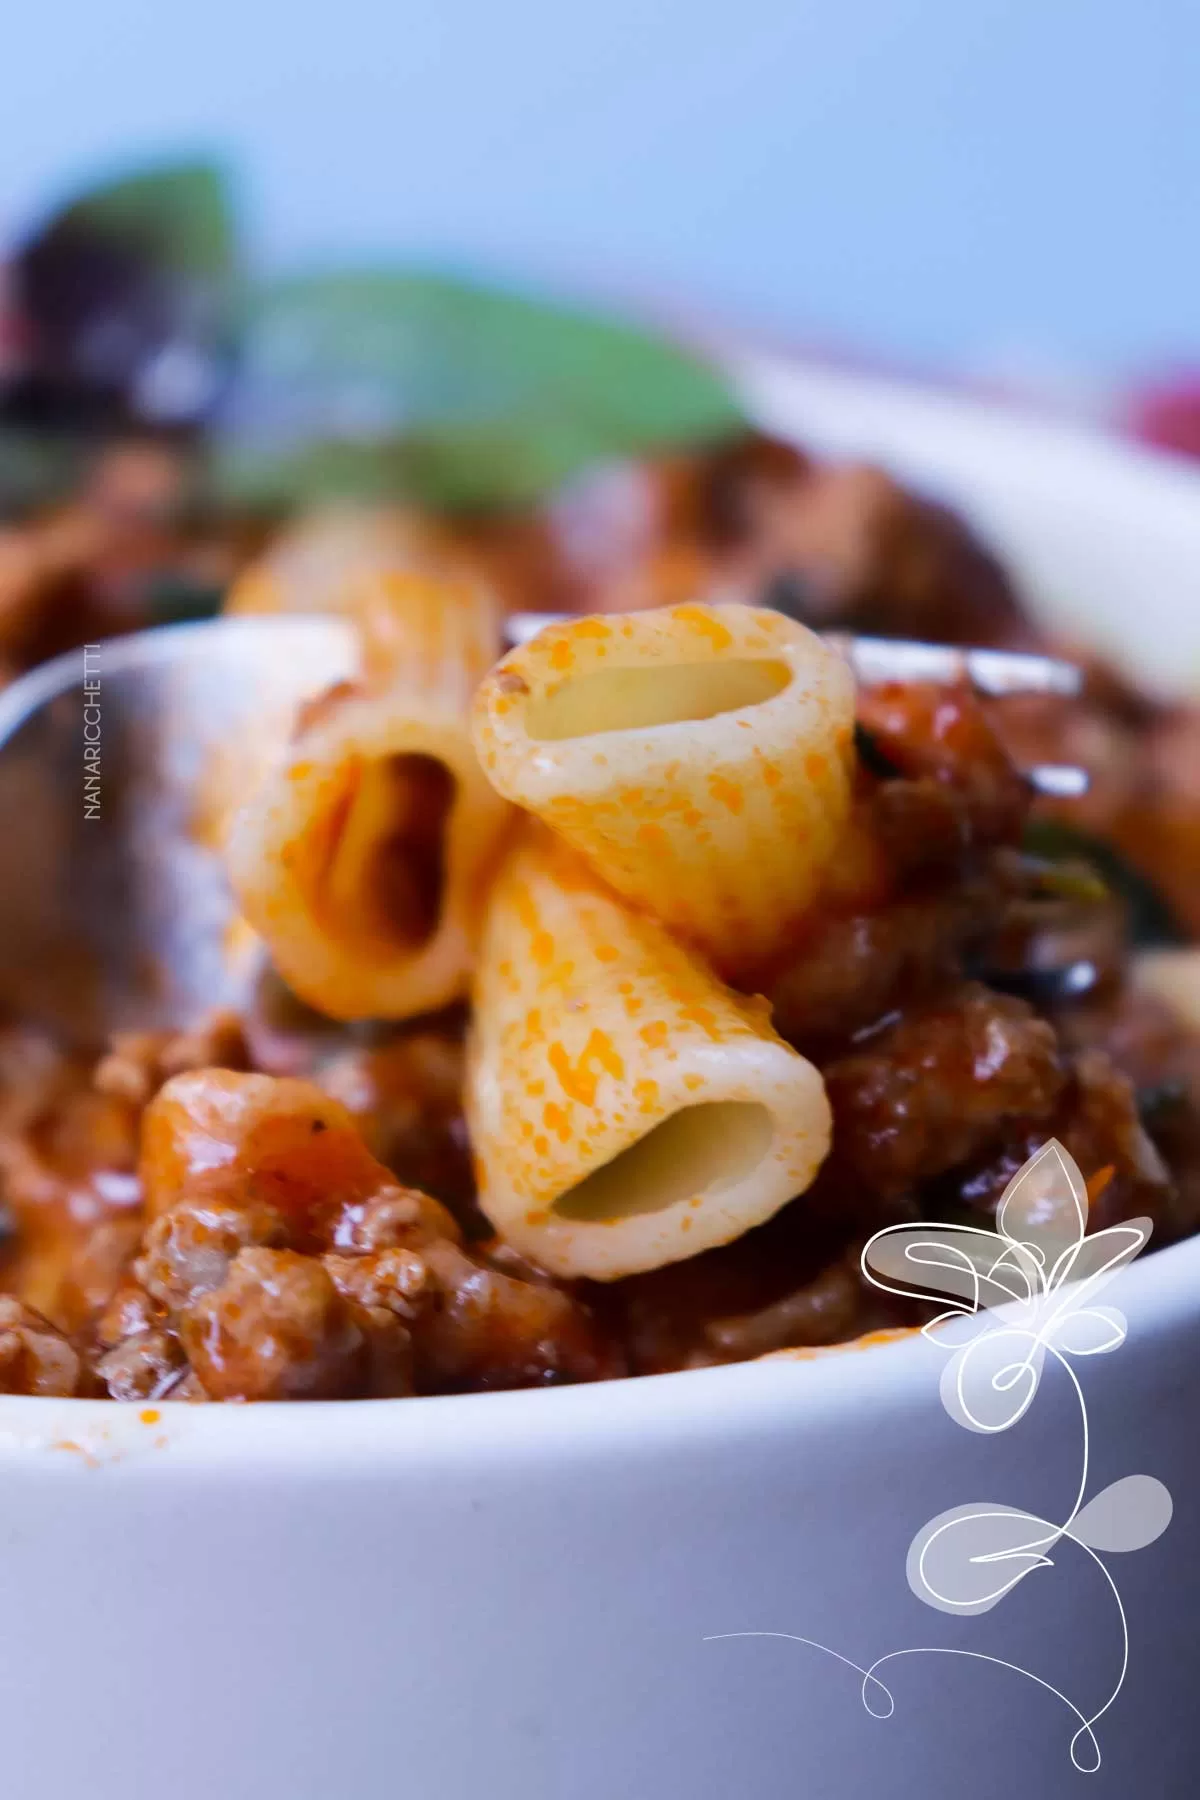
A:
[{"left": 706, "top": 1139, "right": 1173, "bottom": 1773}]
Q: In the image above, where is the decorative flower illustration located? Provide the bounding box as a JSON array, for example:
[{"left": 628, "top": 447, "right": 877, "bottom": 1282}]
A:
[
  {"left": 706, "top": 1139, "right": 1174, "bottom": 1774},
  {"left": 863, "top": 1137, "right": 1152, "bottom": 1441}
]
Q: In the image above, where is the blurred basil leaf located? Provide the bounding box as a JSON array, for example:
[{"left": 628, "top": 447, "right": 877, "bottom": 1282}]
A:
[
  {"left": 212, "top": 271, "right": 744, "bottom": 511},
  {"left": 1021, "top": 818, "right": 1186, "bottom": 947},
  {"left": 61, "top": 161, "right": 236, "bottom": 280},
  {"left": 3, "top": 158, "right": 238, "bottom": 436}
]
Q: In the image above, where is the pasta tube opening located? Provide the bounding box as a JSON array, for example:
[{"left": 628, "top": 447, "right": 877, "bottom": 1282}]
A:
[
  {"left": 473, "top": 603, "right": 856, "bottom": 975},
  {"left": 552, "top": 1100, "right": 773, "bottom": 1223},
  {"left": 318, "top": 752, "right": 455, "bottom": 955},
  {"left": 468, "top": 831, "right": 832, "bottom": 1279},
  {"left": 227, "top": 573, "right": 511, "bottom": 1021},
  {"left": 525, "top": 659, "right": 791, "bottom": 740}
]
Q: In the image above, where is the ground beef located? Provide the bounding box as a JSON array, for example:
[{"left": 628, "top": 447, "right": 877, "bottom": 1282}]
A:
[
  {"left": 92, "top": 1071, "right": 618, "bottom": 1398},
  {"left": 726, "top": 460, "right": 1024, "bottom": 645},
  {"left": 324, "top": 1184, "right": 461, "bottom": 1255},
  {"left": 993, "top": 690, "right": 1145, "bottom": 842},
  {"left": 94, "top": 1012, "right": 250, "bottom": 1106},
  {"left": 351, "top": 1310, "right": 417, "bottom": 1399},
  {"left": 696, "top": 432, "right": 814, "bottom": 552},
  {"left": 702, "top": 1255, "right": 865, "bottom": 1361},
  {"left": 1072, "top": 985, "right": 1200, "bottom": 1239},
  {"left": 316, "top": 1031, "right": 476, "bottom": 1223},
  {"left": 135, "top": 1196, "right": 289, "bottom": 1311},
  {"left": 0, "top": 1297, "right": 81, "bottom": 1395},
  {"left": 0, "top": 1035, "right": 144, "bottom": 1335},
  {"left": 542, "top": 456, "right": 714, "bottom": 614},
  {"left": 95, "top": 1278, "right": 168, "bottom": 1350},
  {"left": 822, "top": 983, "right": 1065, "bottom": 1197},
  {"left": 23, "top": 1083, "right": 140, "bottom": 1185},
  {"left": 946, "top": 1049, "right": 1175, "bottom": 1237},
  {"left": 138, "top": 1070, "right": 404, "bottom": 1238},
  {"left": 1054, "top": 1049, "right": 1174, "bottom": 1233},
  {"left": 323, "top": 1248, "right": 429, "bottom": 1320},
  {"left": 857, "top": 680, "right": 1031, "bottom": 857},
  {"left": 96, "top": 1328, "right": 188, "bottom": 1402},
  {"left": 50, "top": 1212, "right": 146, "bottom": 1336},
  {"left": 237, "top": 967, "right": 350, "bottom": 1078},
  {"left": 182, "top": 1248, "right": 371, "bottom": 1402},
  {"left": 994, "top": 681, "right": 1200, "bottom": 942},
  {"left": 603, "top": 1186, "right": 915, "bottom": 1375},
  {"left": 1056, "top": 981, "right": 1200, "bottom": 1100},
  {"left": 770, "top": 883, "right": 998, "bottom": 1055},
  {"left": 416, "top": 1239, "right": 621, "bottom": 1391},
  {"left": 766, "top": 684, "right": 1028, "bottom": 1051},
  {"left": 1116, "top": 709, "right": 1200, "bottom": 940}
]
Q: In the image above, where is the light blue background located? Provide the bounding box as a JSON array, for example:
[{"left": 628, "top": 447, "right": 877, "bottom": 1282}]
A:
[{"left": 3, "top": 0, "right": 1197, "bottom": 373}]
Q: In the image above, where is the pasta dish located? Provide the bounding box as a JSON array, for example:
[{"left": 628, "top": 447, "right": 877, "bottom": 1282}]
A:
[
  {"left": 1, "top": 161, "right": 1197, "bottom": 1402},
  {"left": 1, "top": 429, "right": 1198, "bottom": 1401}
]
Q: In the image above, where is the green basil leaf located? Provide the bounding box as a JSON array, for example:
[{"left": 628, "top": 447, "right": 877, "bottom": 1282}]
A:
[
  {"left": 213, "top": 271, "right": 744, "bottom": 511},
  {"left": 1021, "top": 818, "right": 1186, "bottom": 948},
  {"left": 57, "top": 159, "right": 238, "bottom": 281}
]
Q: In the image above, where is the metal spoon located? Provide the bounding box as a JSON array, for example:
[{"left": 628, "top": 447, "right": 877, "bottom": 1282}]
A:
[{"left": 0, "top": 617, "right": 356, "bottom": 1044}]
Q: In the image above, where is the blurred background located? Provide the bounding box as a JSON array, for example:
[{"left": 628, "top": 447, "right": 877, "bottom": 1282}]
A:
[
  {"left": 1, "top": 0, "right": 1197, "bottom": 688},
  {"left": 3, "top": 0, "right": 1198, "bottom": 401}
]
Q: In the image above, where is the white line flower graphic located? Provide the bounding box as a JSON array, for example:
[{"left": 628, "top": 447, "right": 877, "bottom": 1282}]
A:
[
  {"left": 706, "top": 1138, "right": 1174, "bottom": 1773},
  {"left": 862, "top": 1136, "right": 1152, "bottom": 1439}
]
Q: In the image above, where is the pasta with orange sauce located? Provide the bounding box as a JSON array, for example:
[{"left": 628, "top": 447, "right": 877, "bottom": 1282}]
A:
[
  {"left": 471, "top": 601, "right": 856, "bottom": 975},
  {"left": 467, "top": 826, "right": 831, "bottom": 1280},
  {"left": 226, "top": 571, "right": 512, "bottom": 1021},
  {"left": 226, "top": 507, "right": 426, "bottom": 624}
]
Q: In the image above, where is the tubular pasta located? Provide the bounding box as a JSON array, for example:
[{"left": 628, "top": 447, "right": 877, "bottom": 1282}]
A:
[
  {"left": 467, "top": 828, "right": 832, "bottom": 1280},
  {"left": 227, "top": 507, "right": 424, "bottom": 620},
  {"left": 226, "top": 572, "right": 512, "bottom": 1021},
  {"left": 471, "top": 602, "right": 856, "bottom": 974},
  {"left": 226, "top": 508, "right": 486, "bottom": 685},
  {"left": 225, "top": 503, "right": 564, "bottom": 631}
]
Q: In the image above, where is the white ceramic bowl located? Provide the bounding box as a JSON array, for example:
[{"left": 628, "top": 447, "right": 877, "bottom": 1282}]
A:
[{"left": 3, "top": 357, "right": 1199, "bottom": 1800}]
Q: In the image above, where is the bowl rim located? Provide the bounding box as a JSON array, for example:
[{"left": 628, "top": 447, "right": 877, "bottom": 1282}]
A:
[
  {"left": 0, "top": 1219, "right": 1195, "bottom": 1466},
  {"left": 3, "top": 349, "right": 1199, "bottom": 1455}
]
